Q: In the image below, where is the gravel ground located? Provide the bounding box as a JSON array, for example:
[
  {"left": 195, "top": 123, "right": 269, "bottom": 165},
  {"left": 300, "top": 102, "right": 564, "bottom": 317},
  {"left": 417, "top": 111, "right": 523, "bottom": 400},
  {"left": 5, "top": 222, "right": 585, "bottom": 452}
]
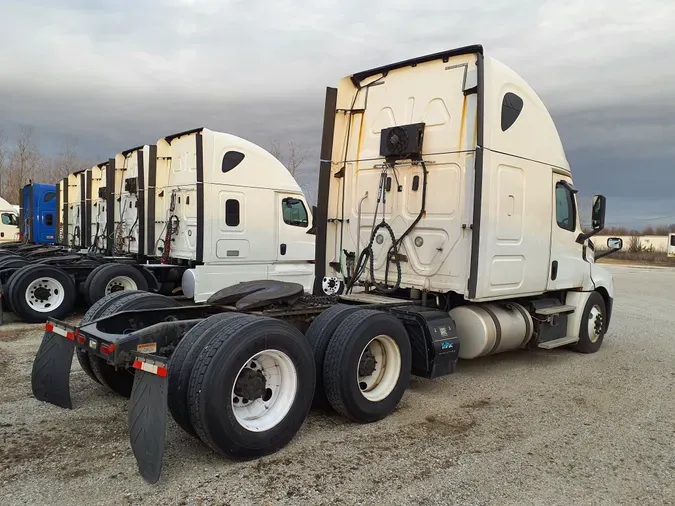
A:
[{"left": 1, "top": 264, "right": 674, "bottom": 506}]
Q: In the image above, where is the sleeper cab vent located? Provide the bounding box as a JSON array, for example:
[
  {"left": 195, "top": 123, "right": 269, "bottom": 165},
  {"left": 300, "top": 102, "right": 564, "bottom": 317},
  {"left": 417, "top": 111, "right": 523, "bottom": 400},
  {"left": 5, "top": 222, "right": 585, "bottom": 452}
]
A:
[
  {"left": 98, "top": 187, "right": 106, "bottom": 199},
  {"left": 379, "top": 123, "right": 425, "bottom": 162},
  {"left": 124, "top": 177, "right": 138, "bottom": 194},
  {"left": 222, "top": 151, "right": 245, "bottom": 173}
]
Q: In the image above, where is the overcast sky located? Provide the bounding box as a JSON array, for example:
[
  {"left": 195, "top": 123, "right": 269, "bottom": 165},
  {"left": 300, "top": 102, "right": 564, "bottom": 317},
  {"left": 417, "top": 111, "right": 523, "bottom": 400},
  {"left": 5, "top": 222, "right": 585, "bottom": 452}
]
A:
[{"left": 1, "top": 0, "right": 674, "bottom": 227}]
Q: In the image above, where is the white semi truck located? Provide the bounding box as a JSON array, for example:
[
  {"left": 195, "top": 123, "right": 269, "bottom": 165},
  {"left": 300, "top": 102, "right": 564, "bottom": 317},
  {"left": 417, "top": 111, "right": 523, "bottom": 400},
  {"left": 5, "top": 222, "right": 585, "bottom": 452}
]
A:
[
  {"left": 0, "top": 129, "right": 315, "bottom": 322},
  {"left": 31, "top": 44, "right": 622, "bottom": 484}
]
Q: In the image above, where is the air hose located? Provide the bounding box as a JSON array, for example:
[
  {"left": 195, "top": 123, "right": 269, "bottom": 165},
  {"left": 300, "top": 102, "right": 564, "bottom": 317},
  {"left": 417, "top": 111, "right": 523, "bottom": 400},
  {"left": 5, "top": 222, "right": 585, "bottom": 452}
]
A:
[{"left": 346, "top": 160, "right": 428, "bottom": 294}]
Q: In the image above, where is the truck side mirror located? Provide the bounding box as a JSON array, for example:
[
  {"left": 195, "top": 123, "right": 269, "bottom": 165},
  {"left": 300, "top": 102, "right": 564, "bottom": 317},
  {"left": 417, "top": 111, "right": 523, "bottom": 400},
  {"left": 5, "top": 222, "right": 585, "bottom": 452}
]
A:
[
  {"left": 307, "top": 205, "right": 318, "bottom": 235},
  {"left": 607, "top": 237, "right": 623, "bottom": 250},
  {"left": 591, "top": 195, "right": 606, "bottom": 231},
  {"left": 595, "top": 236, "right": 623, "bottom": 260},
  {"left": 577, "top": 194, "right": 607, "bottom": 244}
]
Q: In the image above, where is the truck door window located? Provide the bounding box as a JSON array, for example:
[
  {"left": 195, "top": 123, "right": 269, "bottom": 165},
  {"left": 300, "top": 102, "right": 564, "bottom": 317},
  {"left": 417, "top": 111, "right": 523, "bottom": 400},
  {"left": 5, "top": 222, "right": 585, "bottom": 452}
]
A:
[
  {"left": 282, "top": 198, "right": 308, "bottom": 227},
  {"left": 225, "top": 199, "right": 240, "bottom": 227},
  {"left": 671, "top": 234, "right": 675, "bottom": 247},
  {"left": 44, "top": 192, "right": 56, "bottom": 202},
  {"left": 45, "top": 214, "right": 54, "bottom": 226},
  {"left": 1, "top": 213, "right": 17, "bottom": 226},
  {"left": 555, "top": 183, "right": 575, "bottom": 232}
]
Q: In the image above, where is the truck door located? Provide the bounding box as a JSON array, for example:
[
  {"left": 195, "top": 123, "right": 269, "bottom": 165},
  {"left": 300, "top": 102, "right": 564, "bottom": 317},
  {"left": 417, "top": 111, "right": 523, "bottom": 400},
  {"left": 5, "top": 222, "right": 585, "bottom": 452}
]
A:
[
  {"left": 546, "top": 176, "right": 587, "bottom": 290},
  {"left": 39, "top": 189, "right": 57, "bottom": 243},
  {"left": 276, "top": 193, "right": 314, "bottom": 262}
]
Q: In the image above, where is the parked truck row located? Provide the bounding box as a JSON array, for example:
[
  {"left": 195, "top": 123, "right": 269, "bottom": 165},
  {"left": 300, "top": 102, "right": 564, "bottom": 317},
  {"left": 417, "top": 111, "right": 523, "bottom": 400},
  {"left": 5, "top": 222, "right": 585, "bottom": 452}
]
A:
[
  {"left": 30, "top": 45, "right": 624, "bottom": 484},
  {"left": 0, "top": 129, "right": 316, "bottom": 323}
]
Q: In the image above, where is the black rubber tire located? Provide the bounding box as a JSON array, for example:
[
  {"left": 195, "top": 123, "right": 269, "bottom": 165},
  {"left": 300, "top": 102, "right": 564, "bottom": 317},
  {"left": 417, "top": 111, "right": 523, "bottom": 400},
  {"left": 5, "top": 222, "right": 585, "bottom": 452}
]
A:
[
  {"left": 87, "top": 263, "right": 149, "bottom": 306},
  {"left": 81, "top": 264, "right": 107, "bottom": 307},
  {"left": 305, "top": 304, "right": 361, "bottom": 410},
  {"left": 0, "top": 267, "right": 20, "bottom": 313},
  {"left": 10, "top": 265, "right": 77, "bottom": 323},
  {"left": 87, "top": 292, "right": 181, "bottom": 397},
  {"left": 323, "top": 309, "right": 412, "bottom": 423},
  {"left": 168, "top": 312, "right": 251, "bottom": 437},
  {"left": 0, "top": 251, "right": 19, "bottom": 258},
  {"left": 76, "top": 291, "right": 145, "bottom": 385},
  {"left": 571, "top": 291, "right": 607, "bottom": 354},
  {"left": 187, "top": 316, "right": 315, "bottom": 459},
  {"left": 0, "top": 258, "right": 29, "bottom": 270}
]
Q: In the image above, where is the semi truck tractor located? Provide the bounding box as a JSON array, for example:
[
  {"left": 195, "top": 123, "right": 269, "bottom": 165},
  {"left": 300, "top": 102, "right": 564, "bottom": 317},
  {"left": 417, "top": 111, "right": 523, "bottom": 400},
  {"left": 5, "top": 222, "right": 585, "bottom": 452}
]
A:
[
  {"left": 31, "top": 44, "right": 623, "bottom": 484},
  {"left": 0, "top": 129, "right": 315, "bottom": 322}
]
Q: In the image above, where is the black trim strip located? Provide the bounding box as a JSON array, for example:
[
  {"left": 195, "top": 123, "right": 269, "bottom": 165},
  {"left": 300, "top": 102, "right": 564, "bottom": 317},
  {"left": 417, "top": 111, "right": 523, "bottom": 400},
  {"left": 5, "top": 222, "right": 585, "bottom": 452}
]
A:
[
  {"left": 351, "top": 45, "right": 483, "bottom": 86},
  {"left": 18, "top": 187, "right": 24, "bottom": 242},
  {"left": 107, "top": 158, "right": 116, "bottom": 255},
  {"left": 79, "top": 172, "right": 86, "bottom": 248},
  {"left": 28, "top": 185, "right": 34, "bottom": 243},
  {"left": 483, "top": 305, "right": 502, "bottom": 355},
  {"left": 137, "top": 149, "right": 146, "bottom": 260},
  {"left": 195, "top": 133, "right": 204, "bottom": 264},
  {"left": 61, "top": 177, "right": 69, "bottom": 246},
  {"left": 86, "top": 168, "right": 93, "bottom": 249},
  {"left": 468, "top": 53, "right": 485, "bottom": 300},
  {"left": 165, "top": 127, "right": 204, "bottom": 144},
  {"left": 55, "top": 179, "right": 61, "bottom": 245},
  {"left": 147, "top": 145, "right": 157, "bottom": 256},
  {"left": 313, "top": 86, "right": 338, "bottom": 295},
  {"left": 122, "top": 144, "right": 146, "bottom": 157}
]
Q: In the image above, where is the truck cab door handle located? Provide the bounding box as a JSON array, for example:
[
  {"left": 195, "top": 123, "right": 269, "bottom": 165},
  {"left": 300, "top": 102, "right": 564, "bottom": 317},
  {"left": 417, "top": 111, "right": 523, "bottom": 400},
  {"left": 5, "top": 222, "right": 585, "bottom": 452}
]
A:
[
  {"left": 280, "top": 244, "right": 287, "bottom": 255},
  {"left": 551, "top": 260, "right": 558, "bottom": 280}
]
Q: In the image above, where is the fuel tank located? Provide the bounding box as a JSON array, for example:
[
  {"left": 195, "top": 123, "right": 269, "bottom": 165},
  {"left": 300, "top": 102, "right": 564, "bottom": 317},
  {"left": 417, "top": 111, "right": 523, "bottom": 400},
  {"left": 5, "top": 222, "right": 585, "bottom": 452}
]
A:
[{"left": 449, "top": 302, "right": 533, "bottom": 359}]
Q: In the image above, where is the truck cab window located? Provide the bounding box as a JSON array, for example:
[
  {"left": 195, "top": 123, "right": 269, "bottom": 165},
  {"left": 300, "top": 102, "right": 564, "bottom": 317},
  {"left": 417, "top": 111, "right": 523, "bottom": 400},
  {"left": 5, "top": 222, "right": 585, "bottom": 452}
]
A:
[
  {"left": 671, "top": 234, "right": 675, "bottom": 247},
  {"left": 225, "top": 199, "right": 240, "bottom": 227},
  {"left": 282, "top": 198, "right": 308, "bottom": 227},
  {"left": 44, "top": 192, "right": 56, "bottom": 202},
  {"left": 555, "top": 183, "right": 575, "bottom": 232},
  {"left": 1, "top": 213, "right": 17, "bottom": 226},
  {"left": 45, "top": 214, "right": 54, "bottom": 226}
]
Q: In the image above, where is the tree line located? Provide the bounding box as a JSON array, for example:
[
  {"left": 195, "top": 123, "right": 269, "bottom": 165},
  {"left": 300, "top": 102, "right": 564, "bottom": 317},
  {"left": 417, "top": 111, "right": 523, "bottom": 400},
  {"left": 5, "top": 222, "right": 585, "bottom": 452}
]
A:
[{"left": 0, "top": 127, "right": 93, "bottom": 204}]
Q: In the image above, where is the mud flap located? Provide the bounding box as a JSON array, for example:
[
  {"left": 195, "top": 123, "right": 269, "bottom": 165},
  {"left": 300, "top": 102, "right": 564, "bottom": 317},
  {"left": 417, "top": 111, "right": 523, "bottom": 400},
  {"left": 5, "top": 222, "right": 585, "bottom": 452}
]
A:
[
  {"left": 128, "top": 368, "right": 168, "bottom": 484},
  {"left": 31, "top": 330, "right": 75, "bottom": 409}
]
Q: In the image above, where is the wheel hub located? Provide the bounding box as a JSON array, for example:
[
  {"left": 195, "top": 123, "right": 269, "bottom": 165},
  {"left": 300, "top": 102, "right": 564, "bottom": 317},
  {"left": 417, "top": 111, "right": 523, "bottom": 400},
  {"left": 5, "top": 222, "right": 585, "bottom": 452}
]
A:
[
  {"left": 593, "top": 313, "right": 604, "bottom": 335},
  {"left": 33, "top": 286, "right": 51, "bottom": 301},
  {"left": 358, "top": 348, "right": 377, "bottom": 377},
  {"left": 233, "top": 367, "right": 267, "bottom": 401}
]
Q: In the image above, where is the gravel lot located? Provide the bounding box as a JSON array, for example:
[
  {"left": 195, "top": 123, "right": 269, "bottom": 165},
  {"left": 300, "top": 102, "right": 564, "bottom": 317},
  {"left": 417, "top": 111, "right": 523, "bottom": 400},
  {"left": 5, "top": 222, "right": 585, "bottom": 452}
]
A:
[{"left": 1, "top": 264, "right": 674, "bottom": 506}]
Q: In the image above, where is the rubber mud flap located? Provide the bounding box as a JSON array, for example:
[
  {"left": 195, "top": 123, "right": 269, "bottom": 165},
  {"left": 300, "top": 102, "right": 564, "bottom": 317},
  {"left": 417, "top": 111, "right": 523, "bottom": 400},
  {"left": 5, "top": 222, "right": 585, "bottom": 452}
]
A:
[
  {"left": 128, "top": 369, "right": 168, "bottom": 484},
  {"left": 31, "top": 330, "right": 75, "bottom": 409}
]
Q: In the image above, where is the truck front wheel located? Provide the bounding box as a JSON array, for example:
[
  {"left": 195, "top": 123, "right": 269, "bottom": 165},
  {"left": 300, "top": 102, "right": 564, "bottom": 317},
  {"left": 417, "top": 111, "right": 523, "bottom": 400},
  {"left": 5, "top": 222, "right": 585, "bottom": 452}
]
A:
[
  {"left": 572, "top": 291, "right": 607, "bottom": 354},
  {"left": 323, "top": 309, "right": 412, "bottom": 423}
]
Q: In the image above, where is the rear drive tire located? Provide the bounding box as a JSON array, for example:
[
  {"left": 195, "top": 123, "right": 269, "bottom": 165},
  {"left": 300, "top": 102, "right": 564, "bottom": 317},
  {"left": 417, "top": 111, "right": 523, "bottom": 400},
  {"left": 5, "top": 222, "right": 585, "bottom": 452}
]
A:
[
  {"left": 323, "top": 309, "right": 411, "bottom": 423},
  {"left": 0, "top": 267, "right": 21, "bottom": 313},
  {"left": 87, "top": 291, "right": 181, "bottom": 397},
  {"left": 305, "top": 304, "right": 360, "bottom": 410},
  {"left": 76, "top": 291, "right": 145, "bottom": 384},
  {"left": 167, "top": 312, "right": 252, "bottom": 437},
  {"left": 87, "top": 264, "right": 149, "bottom": 305},
  {"left": 0, "top": 258, "right": 29, "bottom": 270},
  {"left": 10, "top": 265, "right": 76, "bottom": 323},
  {"left": 571, "top": 291, "right": 607, "bottom": 354},
  {"left": 187, "top": 316, "right": 315, "bottom": 459}
]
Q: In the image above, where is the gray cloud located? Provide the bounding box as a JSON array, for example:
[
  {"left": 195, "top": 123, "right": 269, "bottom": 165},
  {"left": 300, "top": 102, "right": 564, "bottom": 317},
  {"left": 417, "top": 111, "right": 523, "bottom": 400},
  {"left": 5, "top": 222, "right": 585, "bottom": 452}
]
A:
[{"left": 1, "top": 0, "right": 674, "bottom": 225}]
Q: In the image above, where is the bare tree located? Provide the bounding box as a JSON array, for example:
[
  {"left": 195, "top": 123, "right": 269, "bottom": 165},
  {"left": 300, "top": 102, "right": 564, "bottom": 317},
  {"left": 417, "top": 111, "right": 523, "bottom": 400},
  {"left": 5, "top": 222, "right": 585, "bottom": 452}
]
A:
[
  {"left": 4, "top": 126, "right": 42, "bottom": 203},
  {"left": 268, "top": 140, "right": 309, "bottom": 177}
]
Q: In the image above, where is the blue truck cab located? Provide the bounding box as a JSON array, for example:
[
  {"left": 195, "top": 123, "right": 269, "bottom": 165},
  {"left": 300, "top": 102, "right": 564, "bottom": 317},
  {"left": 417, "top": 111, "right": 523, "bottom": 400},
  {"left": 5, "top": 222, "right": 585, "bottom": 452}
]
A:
[{"left": 19, "top": 183, "right": 57, "bottom": 244}]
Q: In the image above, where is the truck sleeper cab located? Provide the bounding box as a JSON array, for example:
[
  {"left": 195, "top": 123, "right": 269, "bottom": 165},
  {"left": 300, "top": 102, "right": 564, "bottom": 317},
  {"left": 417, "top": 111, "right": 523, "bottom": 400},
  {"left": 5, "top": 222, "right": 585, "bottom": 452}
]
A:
[{"left": 30, "top": 45, "right": 622, "bottom": 484}]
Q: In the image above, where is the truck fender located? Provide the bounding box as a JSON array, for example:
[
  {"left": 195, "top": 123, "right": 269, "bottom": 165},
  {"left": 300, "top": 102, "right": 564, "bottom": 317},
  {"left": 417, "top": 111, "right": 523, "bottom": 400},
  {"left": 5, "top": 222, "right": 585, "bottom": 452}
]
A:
[
  {"left": 564, "top": 291, "right": 593, "bottom": 339},
  {"left": 135, "top": 265, "right": 160, "bottom": 293}
]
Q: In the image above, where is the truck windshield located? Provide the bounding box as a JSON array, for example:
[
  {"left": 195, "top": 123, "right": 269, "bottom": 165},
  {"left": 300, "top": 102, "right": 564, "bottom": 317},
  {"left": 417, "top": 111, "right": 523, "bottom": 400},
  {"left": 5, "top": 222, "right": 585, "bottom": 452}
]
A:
[{"left": 1, "top": 213, "right": 18, "bottom": 226}]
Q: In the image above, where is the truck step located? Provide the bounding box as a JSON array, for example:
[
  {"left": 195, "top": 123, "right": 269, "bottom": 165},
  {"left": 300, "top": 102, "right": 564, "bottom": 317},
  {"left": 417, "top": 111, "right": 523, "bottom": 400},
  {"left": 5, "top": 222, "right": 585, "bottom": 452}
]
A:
[
  {"left": 534, "top": 304, "right": 576, "bottom": 316},
  {"left": 538, "top": 336, "right": 579, "bottom": 349}
]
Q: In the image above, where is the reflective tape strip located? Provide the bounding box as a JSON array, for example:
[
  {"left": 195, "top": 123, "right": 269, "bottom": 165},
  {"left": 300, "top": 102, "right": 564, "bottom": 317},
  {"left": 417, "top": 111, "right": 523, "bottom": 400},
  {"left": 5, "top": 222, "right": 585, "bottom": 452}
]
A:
[
  {"left": 46, "top": 322, "right": 74, "bottom": 340},
  {"left": 132, "top": 359, "right": 168, "bottom": 378}
]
